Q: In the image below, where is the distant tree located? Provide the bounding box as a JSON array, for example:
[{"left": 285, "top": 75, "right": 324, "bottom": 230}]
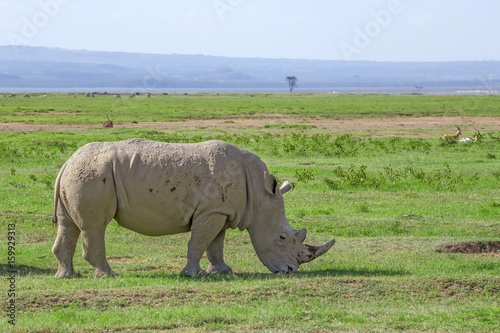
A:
[{"left": 286, "top": 76, "right": 298, "bottom": 93}]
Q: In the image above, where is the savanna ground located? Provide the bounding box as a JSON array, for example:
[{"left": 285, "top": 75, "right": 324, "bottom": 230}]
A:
[{"left": 1, "top": 93, "right": 499, "bottom": 332}]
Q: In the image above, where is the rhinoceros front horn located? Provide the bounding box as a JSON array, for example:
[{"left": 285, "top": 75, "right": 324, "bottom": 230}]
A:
[{"left": 299, "top": 239, "right": 336, "bottom": 264}]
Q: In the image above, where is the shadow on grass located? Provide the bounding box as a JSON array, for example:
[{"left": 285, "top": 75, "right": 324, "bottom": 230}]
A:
[
  {"left": 0, "top": 264, "right": 56, "bottom": 276},
  {"left": 231, "top": 268, "right": 408, "bottom": 280},
  {"left": 123, "top": 267, "right": 408, "bottom": 281},
  {"left": 0, "top": 265, "right": 407, "bottom": 280}
]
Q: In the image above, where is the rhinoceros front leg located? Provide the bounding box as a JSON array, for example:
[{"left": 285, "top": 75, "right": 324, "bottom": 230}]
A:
[
  {"left": 206, "top": 229, "right": 233, "bottom": 275},
  {"left": 52, "top": 213, "right": 82, "bottom": 278},
  {"left": 181, "top": 213, "right": 227, "bottom": 277}
]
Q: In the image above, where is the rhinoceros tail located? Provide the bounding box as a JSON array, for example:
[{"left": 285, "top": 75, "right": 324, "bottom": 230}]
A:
[{"left": 52, "top": 161, "right": 68, "bottom": 228}]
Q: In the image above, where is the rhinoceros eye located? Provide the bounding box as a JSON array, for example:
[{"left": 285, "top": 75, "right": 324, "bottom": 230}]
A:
[{"left": 277, "top": 234, "right": 287, "bottom": 244}]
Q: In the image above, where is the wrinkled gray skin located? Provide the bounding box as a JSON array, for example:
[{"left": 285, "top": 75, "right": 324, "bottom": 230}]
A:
[{"left": 52, "top": 139, "right": 335, "bottom": 278}]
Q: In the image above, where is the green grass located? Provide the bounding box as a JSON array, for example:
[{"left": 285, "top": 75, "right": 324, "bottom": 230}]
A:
[
  {"left": 1, "top": 93, "right": 499, "bottom": 332},
  {"left": 1, "top": 92, "right": 500, "bottom": 124}
]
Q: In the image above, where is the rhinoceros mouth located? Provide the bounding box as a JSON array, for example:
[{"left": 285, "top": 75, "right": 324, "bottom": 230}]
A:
[
  {"left": 272, "top": 262, "right": 298, "bottom": 274},
  {"left": 275, "top": 266, "right": 293, "bottom": 274}
]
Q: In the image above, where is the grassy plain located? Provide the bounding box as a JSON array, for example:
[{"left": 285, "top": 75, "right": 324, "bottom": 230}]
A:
[
  {"left": 1, "top": 93, "right": 499, "bottom": 332},
  {"left": 1, "top": 92, "right": 500, "bottom": 124}
]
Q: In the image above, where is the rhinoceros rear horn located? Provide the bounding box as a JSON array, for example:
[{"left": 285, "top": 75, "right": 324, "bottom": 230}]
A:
[
  {"left": 298, "top": 239, "right": 335, "bottom": 264},
  {"left": 280, "top": 180, "right": 292, "bottom": 194},
  {"left": 295, "top": 228, "right": 307, "bottom": 244}
]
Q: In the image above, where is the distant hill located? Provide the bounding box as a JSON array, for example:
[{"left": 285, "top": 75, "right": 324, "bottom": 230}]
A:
[{"left": 0, "top": 45, "right": 499, "bottom": 91}]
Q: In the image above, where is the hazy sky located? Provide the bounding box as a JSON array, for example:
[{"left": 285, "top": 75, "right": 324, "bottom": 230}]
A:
[{"left": 0, "top": 0, "right": 498, "bottom": 61}]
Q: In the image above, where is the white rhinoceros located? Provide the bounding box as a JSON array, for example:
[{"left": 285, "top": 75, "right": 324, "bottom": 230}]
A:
[{"left": 52, "top": 139, "right": 335, "bottom": 277}]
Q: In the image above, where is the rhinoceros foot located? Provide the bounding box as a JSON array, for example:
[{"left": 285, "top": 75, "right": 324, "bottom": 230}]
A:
[
  {"left": 207, "top": 263, "right": 233, "bottom": 275},
  {"left": 93, "top": 268, "right": 119, "bottom": 279},
  {"left": 55, "top": 268, "right": 81, "bottom": 279},
  {"left": 180, "top": 262, "right": 208, "bottom": 277}
]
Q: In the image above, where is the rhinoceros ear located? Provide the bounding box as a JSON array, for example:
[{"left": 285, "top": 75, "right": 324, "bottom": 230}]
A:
[{"left": 264, "top": 172, "right": 280, "bottom": 196}]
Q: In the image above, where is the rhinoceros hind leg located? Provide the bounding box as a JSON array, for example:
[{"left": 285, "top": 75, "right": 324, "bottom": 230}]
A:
[
  {"left": 81, "top": 227, "right": 117, "bottom": 278},
  {"left": 52, "top": 214, "right": 81, "bottom": 278},
  {"left": 206, "top": 229, "right": 233, "bottom": 275},
  {"left": 181, "top": 213, "right": 227, "bottom": 277}
]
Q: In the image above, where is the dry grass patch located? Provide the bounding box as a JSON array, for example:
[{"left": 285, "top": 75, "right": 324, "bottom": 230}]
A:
[{"left": 438, "top": 241, "right": 500, "bottom": 257}]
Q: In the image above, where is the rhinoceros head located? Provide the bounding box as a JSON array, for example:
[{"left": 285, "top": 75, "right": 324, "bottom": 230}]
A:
[{"left": 248, "top": 173, "right": 335, "bottom": 274}]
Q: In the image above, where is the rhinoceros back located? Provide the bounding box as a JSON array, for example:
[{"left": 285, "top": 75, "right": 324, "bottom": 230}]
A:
[{"left": 58, "top": 139, "right": 264, "bottom": 236}]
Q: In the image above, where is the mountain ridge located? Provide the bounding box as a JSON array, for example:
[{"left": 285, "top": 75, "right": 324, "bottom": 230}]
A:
[{"left": 0, "top": 45, "right": 499, "bottom": 90}]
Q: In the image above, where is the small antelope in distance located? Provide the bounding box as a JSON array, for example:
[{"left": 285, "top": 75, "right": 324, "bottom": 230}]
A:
[
  {"left": 441, "top": 125, "right": 461, "bottom": 140},
  {"left": 459, "top": 127, "right": 480, "bottom": 142},
  {"left": 102, "top": 116, "right": 113, "bottom": 128}
]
